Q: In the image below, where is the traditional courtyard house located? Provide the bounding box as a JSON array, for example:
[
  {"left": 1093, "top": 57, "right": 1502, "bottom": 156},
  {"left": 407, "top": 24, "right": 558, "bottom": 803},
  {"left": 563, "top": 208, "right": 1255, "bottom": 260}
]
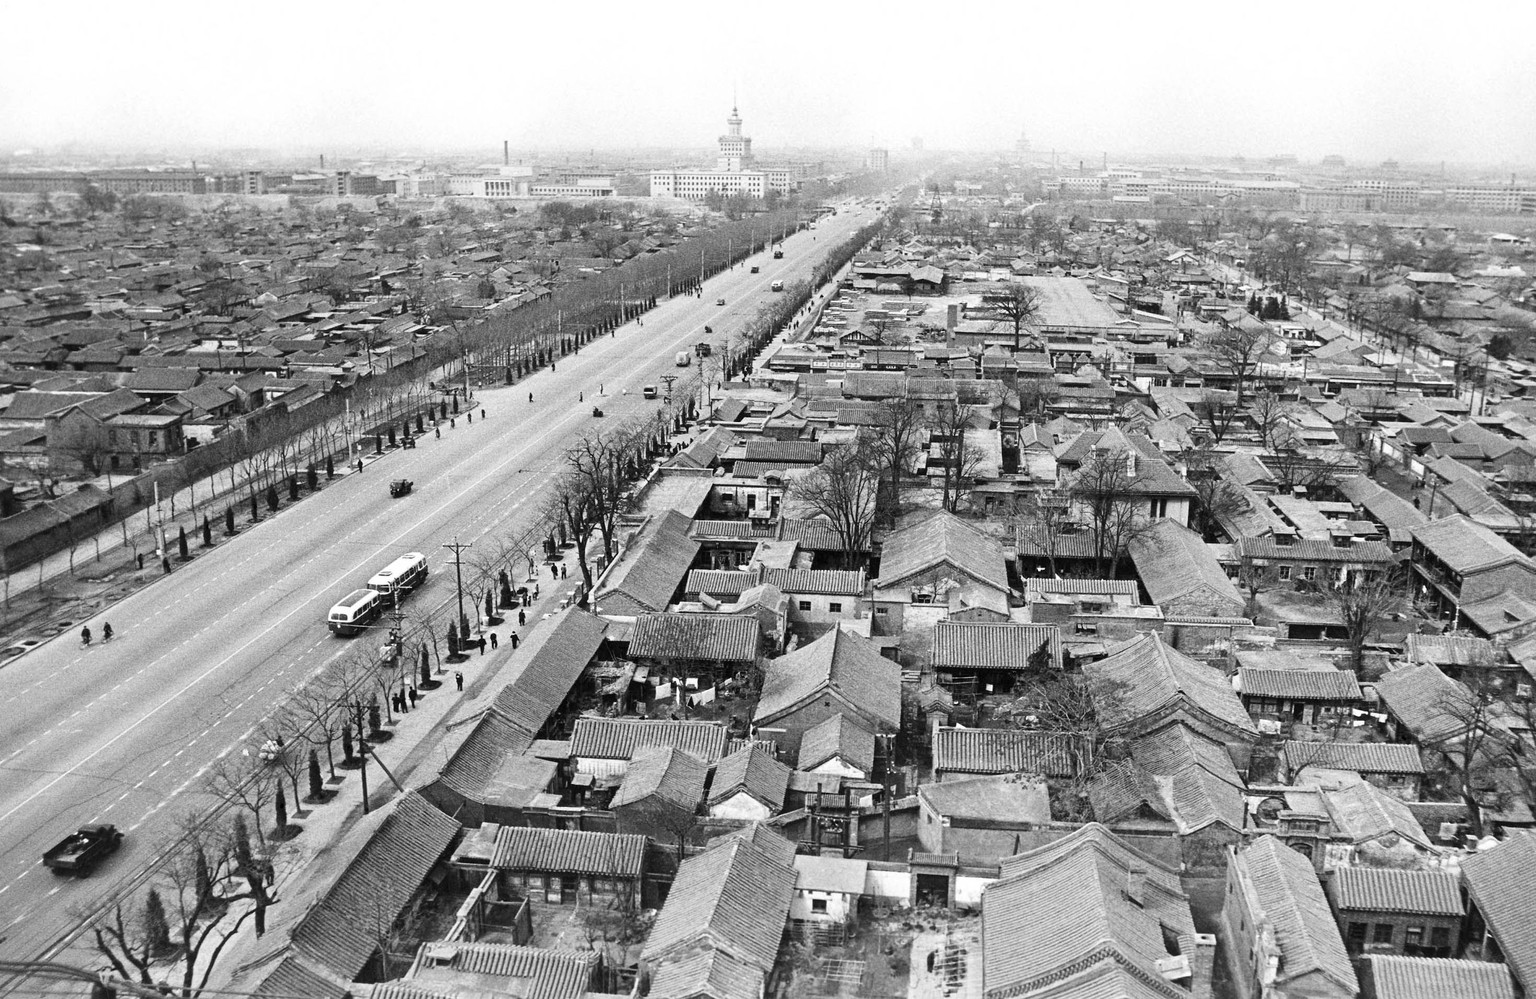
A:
[
  {"left": 917, "top": 774, "right": 1053, "bottom": 865},
  {"left": 789, "top": 854, "right": 868, "bottom": 939},
  {"left": 475, "top": 826, "right": 647, "bottom": 907},
  {"left": 981, "top": 823, "right": 1214, "bottom": 999},
  {"left": 639, "top": 827, "right": 796, "bottom": 999},
  {"left": 930, "top": 620, "right": 1061, "bottom": 699},
  {"left": 931, "top": 727, "right": 1077, "bottom": 782},
  {"left": 569, "top": 718, "right": 727, "bottom": 779},
  {"left": 1220, "top": 836, "right": 1358, "bottom": 999},
  {"left": 1237, "top": 667, "right": 1363, "bottom": 729},
  {"left": 1409, "top": 515, "right": 1536, "bottom": 634},
  {"left": 610, "top": 745, "right": 708, "bottom": 844},
  {"left": 751, "top": 627, "right": 900, "bottom": 764},
  {"left": 624, "top": 612, "right": 762, "bottom": 707},
  {"left": 1358, "top": 955, "right": 1516, "bottom": 999},
  {"left": 1459, "top": 831, "right": 1536, "bottom": 995},
  {"left": 1083, "top": 631, "right": 1260, "bottom": 771},
  {"left": 1129, "top": 519, "right": 1249, "bottom": 620},
  {"left": 1279, "top": 741, "right": 1425, "bottom": 800},
  {"left": 1327, "top": 866, "right": 1463, "bottom": 958},
  {"left": 706, "top": 744, "right": 790, "bottom": 821},
  {"left": 870, "top": 511, "right": 1012, "bottom": 632}
]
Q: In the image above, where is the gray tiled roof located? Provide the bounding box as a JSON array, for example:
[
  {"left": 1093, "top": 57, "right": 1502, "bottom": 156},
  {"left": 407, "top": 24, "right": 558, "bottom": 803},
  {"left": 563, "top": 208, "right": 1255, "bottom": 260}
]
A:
[
  {"left": 642, "top": 832, "right": 796, "bottom": 974},
  {"left": 1331, "top": 867, "right": 1462, "bottom": 915},
  {"left": 1374, "top": 663, "right": 1484, "bottom": 743},
  {"left": 627, "top": 612, "right": 760, "bottom": 662},
  {"left": 760, "top": 566, "right": 865, "bottom": 596},
  {"left": 797, "top": 712, "right": 875, "bottom": 773},
  {"left": 570, "top": 718, "right": 728, "bottom": 764},
  {"left": 753, "top": 628, "right": 900, "bottom": 732},
  {"left": 1460, "top": 832, "right": 1536, "bottom": 992},
  {"left": 403, "top": 943, "right": 593, "bottom": 999},
  {"left": 1363, "top": 957, "right": 1516, "bottom": 999},
  {"left": 931, "top": 621, "right": 1062, "bottom": 672},
  {"left": 1236, "top": 536, "right": 1397, "bottom": 564},
  {"left": 1128, "top": 520, "right": 1246, "bottom": 613},
  {"left": 490, "top": 826, "right": 646, "bottom": 877},
  {"left": 594, "top": 509, "right": 699, "bottom": 615},
  {"left": 875, "top": 511, "right": 1010, "bottom": 594},
  {"left": 1412, "top": 515, "right": 1530, "bottom": 574},
  {"left": 611, "top": 745, "right": 707, "bottom": 810},
  {"left": 1238, "top": 667, "right": 1362, "bottom": 701},
  {"left": 1281, "top": 740, "right": 1425, "bottom": 775},
  {"left": 708, "top": 745, "right": 790, "bottom": 810},
  {"left": 1084, "top": 632, "right": 1256, "bottom": 737},
  {"left": 489, "top": 607, "right": 607, "bottom": 739},
  {"left": 932, "top": 727, "right": 1075, "bottom": 778},
  {"left": 289, "top": 792, "right": 459, "bottom": 979},
  {"left": 984, "top": 823, "right": 1193, "bottom": 999},
  {"left": 1237, "top": 837, "right": 1357, "bottom": 995}
]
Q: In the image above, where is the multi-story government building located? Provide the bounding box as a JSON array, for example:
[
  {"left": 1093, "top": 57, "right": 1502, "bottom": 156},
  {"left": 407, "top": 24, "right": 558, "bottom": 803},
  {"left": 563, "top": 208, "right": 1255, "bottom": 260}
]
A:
[{"left": 650, "top": 105, "right": 793, "bottom": 201}]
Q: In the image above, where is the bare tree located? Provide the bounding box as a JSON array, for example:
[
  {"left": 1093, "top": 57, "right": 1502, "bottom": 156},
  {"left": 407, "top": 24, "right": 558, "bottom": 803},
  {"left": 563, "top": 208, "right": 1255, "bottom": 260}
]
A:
[
  {"left": 1197, "top": 390, "right": 1242, "bottom": 445},
  {"left": 290, "top": 673, "right": 345, "bottom": 781},
  {"left": 929, "top": 401, "right": 984, "bottom": 513},
  {"left": 1067, "top": 448, "right": 1149, "bottom": 578},
  {"left": 201, "top": 748, "right": 278, "bottom": 847},
  {"left": 794, "top": 441, "right": 879, "bottom": 569},
  {"left": 1423, "top": 672, "right": 1521, "bottom": 839},
  {"left": 1015, "top": 489, "right": 1071, "bottom": 579},
  {"left": 1328, "top": 572, "right": 1404, "bottom": 674},
  {"left": 1248, "top": 391, "right": 1296, "bottom": 450},
  {"left": 1204, "top": 324, "right": 1272, "bottom": 408},
  {"left": 995, "top": 282, "right": 1043, "bottom": 353},
  {"left": 867, "top": 397, "right": 926, "bottom": 524}
]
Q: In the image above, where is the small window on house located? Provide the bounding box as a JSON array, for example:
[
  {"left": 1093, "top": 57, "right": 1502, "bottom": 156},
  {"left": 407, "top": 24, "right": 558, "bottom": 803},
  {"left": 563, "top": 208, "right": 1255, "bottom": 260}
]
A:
[
  {"left": 798, "top": 600, "right": 811, "bottom": 611},
  {"left": 811, "top": 898, "right": 828, "bottom": 914},
  {"left": 829, "top": 602, "right": 842, "bottom": 613},
  {"left": 1347, "top": 923, "right": 1367, "bottom": 946},
  {"left": 1373, "top": 924, "right": 1394, "bottom": 945},
  {"left": 1303, "top": 566, "right": 1317, "bottom": 581},
  {"left": 1278, "top": 565, "right": 1292, "bottom": 581},
  {"left": 1430, "top": 926, "right": 1450, "bottom": 948}
]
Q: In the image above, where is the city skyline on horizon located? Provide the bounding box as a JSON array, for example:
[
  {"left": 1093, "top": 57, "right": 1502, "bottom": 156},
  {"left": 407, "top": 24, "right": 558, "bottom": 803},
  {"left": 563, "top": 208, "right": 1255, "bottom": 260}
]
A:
[{"left": 4, "top": 2, "right": 1534, "bottom": 169}]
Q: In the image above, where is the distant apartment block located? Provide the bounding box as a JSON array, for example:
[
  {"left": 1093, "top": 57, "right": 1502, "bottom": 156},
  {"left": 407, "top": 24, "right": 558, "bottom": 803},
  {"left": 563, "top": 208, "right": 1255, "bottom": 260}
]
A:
[
  {"left": 867, "top": 148, "right": 889, "bottom": 173},
  {"left": 0, "top": 170, "right": 207, "bottom": 195},
  {"left": 1441, "top": 184, "right": 1536, "bottom": 213}
]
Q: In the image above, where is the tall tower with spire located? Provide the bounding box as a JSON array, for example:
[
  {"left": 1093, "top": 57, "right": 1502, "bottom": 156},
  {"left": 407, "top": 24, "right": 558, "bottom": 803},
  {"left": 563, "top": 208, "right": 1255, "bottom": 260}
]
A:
[{"left": 716, "top": 104, "right": 754, "bottom": 172}]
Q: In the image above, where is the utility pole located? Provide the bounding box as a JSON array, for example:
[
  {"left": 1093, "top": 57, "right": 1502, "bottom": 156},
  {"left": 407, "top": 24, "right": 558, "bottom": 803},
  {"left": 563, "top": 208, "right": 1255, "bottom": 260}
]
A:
[
  {"left": 442, "top": 538, "right": 473, "bottom": 638},
  {"left": 354, "top": 701, "right": 371, "bottom": 814}
]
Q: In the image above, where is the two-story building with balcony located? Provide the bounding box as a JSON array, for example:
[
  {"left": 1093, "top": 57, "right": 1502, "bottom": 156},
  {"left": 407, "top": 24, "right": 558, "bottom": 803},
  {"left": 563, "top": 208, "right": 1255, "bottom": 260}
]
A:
[{"left": 1409, "top": 515, "right": 1536, "bottom": 636}]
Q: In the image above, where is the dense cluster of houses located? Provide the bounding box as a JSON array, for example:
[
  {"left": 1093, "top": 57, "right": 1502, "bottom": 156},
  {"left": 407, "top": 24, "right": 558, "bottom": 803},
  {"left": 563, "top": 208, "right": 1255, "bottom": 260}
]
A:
[{"left": 212, "top": 201, "right": 1536, "bottom": 999}]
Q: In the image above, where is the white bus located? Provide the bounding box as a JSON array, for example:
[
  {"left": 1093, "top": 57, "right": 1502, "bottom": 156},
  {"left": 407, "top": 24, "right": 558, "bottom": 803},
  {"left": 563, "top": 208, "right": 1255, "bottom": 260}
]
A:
[
  {"left": 328, "top": 588, "right": 383, "bottom": 637},
  {"left": 367, "top": 552, "right": 429, "bottom": 607}
]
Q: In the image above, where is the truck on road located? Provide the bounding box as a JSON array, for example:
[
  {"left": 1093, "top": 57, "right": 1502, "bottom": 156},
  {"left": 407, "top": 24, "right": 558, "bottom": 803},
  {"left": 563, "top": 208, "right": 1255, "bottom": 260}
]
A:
[
  {"left": 675, "top": 351, "right": 691, "bottom": 367},
  {"left": 43, "top": 824, "right": 123, "bottom": 876},
  {"left": 770, "top": 280, "right": 784, "bottom": 292}
]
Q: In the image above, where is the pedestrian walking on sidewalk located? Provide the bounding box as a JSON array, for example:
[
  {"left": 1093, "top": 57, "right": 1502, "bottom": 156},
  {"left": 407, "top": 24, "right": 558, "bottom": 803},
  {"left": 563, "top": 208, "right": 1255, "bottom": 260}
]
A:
[
  {"left": 550, "top": 564, "right": 558, "bottom": 579},
  {"left": 481, "top": 409, "right": 486, "bottom": 420},
  {"left": 435, "top": 426, "right": 441, "bottom": 439},
  {"left": 518, "top": 609, "right": 526, "bottom": 627},
  {"left": 478, "top": 636, "right": 486, "bottom": 656},
  {"left": 162, "top": 556, "right": 172, "bottom": 575},
  {"left": 490, "top": 632, "right": 499, "bottom": 650},
  {"left": 357, "top": 459, "right": 364, "bottom": 474},
  {"left": 408, "top": 687, "right": 418, "bottom": 707},
  {"left": 510, "top": 632, "right": 519, "bottom": 650},
  {"left": 455, "top": 672, "right": 464, "bottom": 691},
  {"left": 533, "top": 582, "right": 540, "bottom": 599},
  {"left": 467, "top": 411, "right": 472, "bottom": 424},
  {"left": 560, "top": 564, "right": 568, "bottom": 579}
]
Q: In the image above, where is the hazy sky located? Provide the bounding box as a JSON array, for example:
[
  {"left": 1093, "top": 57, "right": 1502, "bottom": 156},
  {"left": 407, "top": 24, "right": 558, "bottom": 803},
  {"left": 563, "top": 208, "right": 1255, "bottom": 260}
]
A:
[{"left": 4, "top": 0, "right": 1534, "bottom": 168}]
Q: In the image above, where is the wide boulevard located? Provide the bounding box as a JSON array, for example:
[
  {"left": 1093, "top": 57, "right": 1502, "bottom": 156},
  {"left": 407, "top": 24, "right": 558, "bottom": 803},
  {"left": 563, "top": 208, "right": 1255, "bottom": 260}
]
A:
[{"left": 0, "top": 200, "right": 881, "bottom": 967}]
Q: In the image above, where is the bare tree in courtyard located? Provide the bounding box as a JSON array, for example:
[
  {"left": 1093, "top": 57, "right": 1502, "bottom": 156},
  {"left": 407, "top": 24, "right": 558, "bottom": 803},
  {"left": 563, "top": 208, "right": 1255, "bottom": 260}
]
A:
[
  {"left": 794, "top": 440, "right": 879, "bottom": 568},
  {"left": 996, "top": 282, "right": 1042, "bottom": 353}
]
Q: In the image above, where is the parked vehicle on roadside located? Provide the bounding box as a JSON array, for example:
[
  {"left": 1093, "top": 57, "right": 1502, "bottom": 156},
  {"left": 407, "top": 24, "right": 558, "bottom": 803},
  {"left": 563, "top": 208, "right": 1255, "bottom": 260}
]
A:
[{"left": 675, "top": 351, "right": 692, "bottom": 367}]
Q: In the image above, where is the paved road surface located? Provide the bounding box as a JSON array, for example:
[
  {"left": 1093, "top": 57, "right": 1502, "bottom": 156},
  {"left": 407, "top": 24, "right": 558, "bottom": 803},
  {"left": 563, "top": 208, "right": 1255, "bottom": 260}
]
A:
[{"left": 0, "top": 202, "right": 881, "bottom": 968}]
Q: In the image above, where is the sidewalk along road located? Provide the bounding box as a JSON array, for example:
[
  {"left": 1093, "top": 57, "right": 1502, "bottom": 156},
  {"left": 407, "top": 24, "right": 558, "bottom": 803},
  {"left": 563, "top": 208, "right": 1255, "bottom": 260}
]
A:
[{"left": 0, "top": 203, "right": 880, "bottom": 973}]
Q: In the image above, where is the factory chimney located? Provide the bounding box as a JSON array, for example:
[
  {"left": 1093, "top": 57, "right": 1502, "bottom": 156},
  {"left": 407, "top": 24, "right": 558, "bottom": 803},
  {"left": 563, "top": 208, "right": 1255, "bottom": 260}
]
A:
[{"left": 504, "top": 140, "right": 510, "bottom": 166}]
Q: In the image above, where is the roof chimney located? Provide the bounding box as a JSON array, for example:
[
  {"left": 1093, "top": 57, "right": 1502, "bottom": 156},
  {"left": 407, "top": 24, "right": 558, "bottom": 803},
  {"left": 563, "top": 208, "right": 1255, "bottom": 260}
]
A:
[{"left": 1124, "top": 866, "right": 1146, "bottom": 907}]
